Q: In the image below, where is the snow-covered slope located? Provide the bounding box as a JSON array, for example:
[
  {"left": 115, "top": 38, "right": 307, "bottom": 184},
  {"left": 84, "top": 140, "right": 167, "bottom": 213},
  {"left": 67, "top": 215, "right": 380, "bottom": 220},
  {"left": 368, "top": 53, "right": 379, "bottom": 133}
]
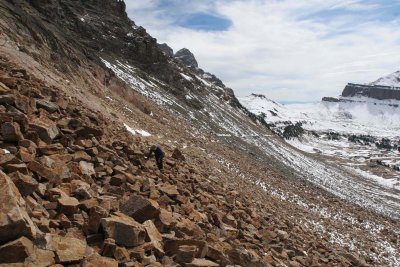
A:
[
  {"left": 371, "top": 70, "right": 400, "bottom": 87},
  {"left": 240, "top": 93, "right": 400, "bottom": 197}
]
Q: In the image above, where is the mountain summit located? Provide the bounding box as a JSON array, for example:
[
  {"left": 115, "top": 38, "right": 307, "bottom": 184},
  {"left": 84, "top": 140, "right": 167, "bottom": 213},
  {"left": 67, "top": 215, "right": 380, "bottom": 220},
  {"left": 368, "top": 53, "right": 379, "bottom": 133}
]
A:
[{"left": 174, "top": 48, "right": 199, "bottom": 68}]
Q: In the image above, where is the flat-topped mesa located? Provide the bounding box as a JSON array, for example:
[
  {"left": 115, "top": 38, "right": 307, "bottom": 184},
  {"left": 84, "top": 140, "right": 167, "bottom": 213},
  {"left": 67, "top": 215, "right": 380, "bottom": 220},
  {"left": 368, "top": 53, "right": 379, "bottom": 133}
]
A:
[
  {"left": 341, "top": 83, "right": 400, "bottom": 100},
  {"left": 174, "top": 48, "right": 198, "bottom": 68}
]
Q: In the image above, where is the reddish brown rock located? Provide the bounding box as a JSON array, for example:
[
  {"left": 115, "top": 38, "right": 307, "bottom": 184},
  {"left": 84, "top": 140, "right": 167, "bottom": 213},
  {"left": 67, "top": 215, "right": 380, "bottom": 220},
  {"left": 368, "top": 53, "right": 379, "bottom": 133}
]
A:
[
  {"left": 0, "top": 171, "right": 36, "bottom": 244},
  {"left": 159, "top": 184, "right": 179, "bottom": 197},
  {"left": 73, "top": 150, "right": 92, "bottom": 162},
  {"left": 45, "top": 234, "right": 87, "bottom": 263},
  {"left": 143, "top": 220, "right": 164, "bottom": 256},
  {"left": 0, "top": 236, "right": 34, "bottom": 263},
  {"left": 87, "top": 205, "right": 109, "bottom": 233},
  {"left": 82, "top": 253, "right": 118, "bottom": 267},
  {"left": 33, "top": 248, "right": 56, "bottom": 267},
  {"left": 29, "top": 120, "right": 60, "bottom": 144},
  {"left": 185, "top": 258, "right": 219, "bottom": 267},
  {"left": 5, "top": 163, "right": 29, "bottom": 174},
  {"left": 101, "top": 212, "right": 146, "bottom": 247},
  {"left": 176, "top": 245, "right": 197, "bottom": 264},
  {"left": 28, "top": 160, "right": 56, "bottom": 182},
  {"left": 120, "top": 195, "right": 160, "bottom": 223},
  {"left": 171, "top": 148, "right": 185, "bottom": 161},
  {"left": 9, "top": 171, "right": 38, "bottom": 196},
  {"left": 2, "top": 122, "right": 24, "bottom": 142},
  {"left": 39, "top": 143, "right": 65, "bottom": 155},
  {"left": 58, "top": 195, "right": 80, "bottom": 215}
]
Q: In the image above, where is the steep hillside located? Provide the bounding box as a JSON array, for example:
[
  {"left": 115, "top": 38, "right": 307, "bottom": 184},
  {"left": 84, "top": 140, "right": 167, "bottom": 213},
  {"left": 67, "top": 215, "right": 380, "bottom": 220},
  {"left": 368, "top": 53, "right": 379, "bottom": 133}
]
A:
[{"left": 0, "top": 0, "right": 399, "bottom": 266}]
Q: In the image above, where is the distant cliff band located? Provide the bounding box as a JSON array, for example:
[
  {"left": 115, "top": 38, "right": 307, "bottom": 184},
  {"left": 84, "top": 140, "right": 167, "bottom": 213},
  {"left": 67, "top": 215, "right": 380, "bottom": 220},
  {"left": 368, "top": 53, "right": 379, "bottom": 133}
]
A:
[{"left": 341, "top": 83, "right": 400, "bottom": 100}]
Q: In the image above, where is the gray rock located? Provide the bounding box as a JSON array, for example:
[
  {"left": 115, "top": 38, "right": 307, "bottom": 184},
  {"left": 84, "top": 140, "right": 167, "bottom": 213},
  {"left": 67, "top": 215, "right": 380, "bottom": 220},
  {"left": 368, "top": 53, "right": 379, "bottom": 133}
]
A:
[
  {"left": 36, "top": 99, "right": 59, "bottom": 113},
  {"left": 174, "top": 48, "right": 198, "bottom": 68},
  {"left": 158, "top": 43, "right": 174, "bottom": 57}
]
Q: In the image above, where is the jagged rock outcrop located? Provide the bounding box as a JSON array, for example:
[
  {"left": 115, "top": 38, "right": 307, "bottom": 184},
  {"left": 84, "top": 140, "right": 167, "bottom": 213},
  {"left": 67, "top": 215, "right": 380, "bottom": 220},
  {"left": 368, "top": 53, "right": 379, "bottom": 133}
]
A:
[
  {"left": 341, "top": 83, "right": 400, "bottom": 100},
  {"left": 158, "top": 43, "right": 174, "bottom": 57},
  {"left": 174, "top": 48, "right": 199, "bottom": 68}
]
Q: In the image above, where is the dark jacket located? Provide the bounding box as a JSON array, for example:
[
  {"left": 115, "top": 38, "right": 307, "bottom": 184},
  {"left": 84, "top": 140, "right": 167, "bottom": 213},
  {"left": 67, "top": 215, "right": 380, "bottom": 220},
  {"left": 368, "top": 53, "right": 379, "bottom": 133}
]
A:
[{"left": 148, "top": 146, "right": 164, "bottom": 159}]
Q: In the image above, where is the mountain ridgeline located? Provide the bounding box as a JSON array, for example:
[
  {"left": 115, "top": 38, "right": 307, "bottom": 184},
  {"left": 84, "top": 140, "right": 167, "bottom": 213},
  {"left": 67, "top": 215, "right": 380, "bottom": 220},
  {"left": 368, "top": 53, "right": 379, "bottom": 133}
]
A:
[{"left": 0, "top": 0, "right": 399, "bottom": 266}]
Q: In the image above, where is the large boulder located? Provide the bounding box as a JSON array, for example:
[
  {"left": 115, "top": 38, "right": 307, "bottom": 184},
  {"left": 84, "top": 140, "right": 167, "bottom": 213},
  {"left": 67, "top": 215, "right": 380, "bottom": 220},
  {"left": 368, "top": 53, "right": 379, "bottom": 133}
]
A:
[
  {"left": 100, "top": 212, "right": 146, "bottom": 247},
  {"left": 0, "top": 171, "right": 37, "bottom": 244},
  {"left": 29, "top": 119, "right": 60, "bottom": 144},
  {"left": 1, "top": 122, "right": 24, "bottom": 142},
  {"left": 0, "top": 236, "right": 34, "bottom": 263},
  {"left": 44, "top": 234, "right": 87, "bottom": 263},
  {"left": 9, "top": 171, "right": 39, "bottom": 197},
  {"left": 120, "top": 195, "right": 160, "bottom": 223}
]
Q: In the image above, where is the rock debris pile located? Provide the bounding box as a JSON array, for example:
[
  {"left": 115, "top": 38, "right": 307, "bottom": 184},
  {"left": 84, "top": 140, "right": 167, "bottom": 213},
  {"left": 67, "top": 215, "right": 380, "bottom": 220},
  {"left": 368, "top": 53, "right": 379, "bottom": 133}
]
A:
[{"left": 0, "top": 58, "right": 370, "bottom": 266}]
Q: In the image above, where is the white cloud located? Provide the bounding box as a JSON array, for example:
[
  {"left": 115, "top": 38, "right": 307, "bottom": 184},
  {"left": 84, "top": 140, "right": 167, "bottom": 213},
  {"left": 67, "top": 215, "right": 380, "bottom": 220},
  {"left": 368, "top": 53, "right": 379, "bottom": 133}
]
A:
[{"left": 124, "top": 0, "right": 400, "bottom": 102}]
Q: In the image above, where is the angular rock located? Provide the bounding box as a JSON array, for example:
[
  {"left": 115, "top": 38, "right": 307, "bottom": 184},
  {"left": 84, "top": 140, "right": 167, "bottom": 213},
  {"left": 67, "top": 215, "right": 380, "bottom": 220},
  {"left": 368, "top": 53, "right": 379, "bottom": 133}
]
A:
[
  {"left": 5, "top": 163, "right": 29, "bottom": 174},
  {"left": 87, "top": 206, "right": 109, "bottom": 233},
  {"left": 82, "top": 253, "right": 119, "bottom": 267},
  {"left": 120, "top": 195, "right": 160, "bottom": 223},
  {"left": 114, "top": 246, "right": 130, "bottom": 262},
  {"left": 58, "top": 195, "right": 80, "bottom": 215},
  {"left": 9, "top": 171, "right": 38, "bottom": 196},
  {"left": 33, "top": 248, "right": 56, "bottom": 267},
  {"left": 143, "top": 220, "right": 164, "bottom": 255},
  {"left": 73, "top": 150, "right": 92, "bottom": 162},
  {"left": 79, "top": 161, "right": 95, "bottom": 177},
  {"left": 101, "top": 238, "right": 117, "bottom": 257},
  {"left": 28, "top": 160, "right": 56, "bottom": 181},
  {"left": 39, "top": 143, "right": 65, "bottom": 156},
  {"left": 110, "top": 174, "right": 126, "bottom": 186},
  {"left": 29, "top": 121, "right": 60, "bottom": 144},
  {"left": 171, "top": 148, "right": 185, "bottom": 161},
  {"left": 176, "top": 245, "right": 197, "bottom": 264},
  {"left": 0, "top": 171, "right": 36, "bottom": 244},
  {"left": 75, "top": 126, "right": 103, "bottom": 138},
  {"left": 36, "top": 99, "right": 59, "bottom": 113},
  {"left": 227, "top": 248, "right": 264, "bottom": 267},
  {"left": 0, "top": 236, "right": 34, "bottom": 263},
  {"left": 159, "top": 184, "right": 179, "bottom": 197},
  {"left": 2, "top": 122, "right": 24, "bottom": 142},
  {"left": 100, "top": 212, "right": 146, "bottom": 247},
  {"left": 45, "top": 234, "right": 87, "bottom": 263}
]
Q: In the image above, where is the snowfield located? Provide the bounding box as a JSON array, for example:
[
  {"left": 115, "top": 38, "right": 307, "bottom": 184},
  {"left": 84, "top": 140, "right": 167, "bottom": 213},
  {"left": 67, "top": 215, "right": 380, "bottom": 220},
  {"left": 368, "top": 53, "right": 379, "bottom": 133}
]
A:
[{"left": 240, "top": 94, "right": 400, "bottom": 218}]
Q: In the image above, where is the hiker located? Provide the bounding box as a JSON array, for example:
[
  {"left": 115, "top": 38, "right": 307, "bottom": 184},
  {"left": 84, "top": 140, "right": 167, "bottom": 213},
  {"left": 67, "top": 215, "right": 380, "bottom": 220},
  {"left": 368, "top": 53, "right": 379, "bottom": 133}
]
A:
[{"left": 146, "top": 145, "right": 165, "bottom": 172}]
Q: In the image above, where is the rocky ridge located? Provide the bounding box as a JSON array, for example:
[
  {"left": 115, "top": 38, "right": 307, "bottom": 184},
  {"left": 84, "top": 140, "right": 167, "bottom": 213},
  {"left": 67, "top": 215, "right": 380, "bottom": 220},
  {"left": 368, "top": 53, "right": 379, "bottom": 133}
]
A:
[{"left": 0, "top": 0, "right": 399, "bottom": 266}]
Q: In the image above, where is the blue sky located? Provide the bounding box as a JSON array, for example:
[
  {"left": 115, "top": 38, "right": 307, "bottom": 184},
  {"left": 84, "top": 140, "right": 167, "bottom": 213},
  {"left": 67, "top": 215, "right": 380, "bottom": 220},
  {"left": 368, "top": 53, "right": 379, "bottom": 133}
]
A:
[{"left": 125, "top": 0, "right": 400, "bottom": 101}]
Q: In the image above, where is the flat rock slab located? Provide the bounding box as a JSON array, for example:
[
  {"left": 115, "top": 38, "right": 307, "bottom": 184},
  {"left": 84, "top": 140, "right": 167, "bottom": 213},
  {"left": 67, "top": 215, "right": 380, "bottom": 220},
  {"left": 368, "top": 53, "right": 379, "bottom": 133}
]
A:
[
  {"left": 0, "top": 170, "right": 37, "bottom": 244},
  {"left": 45, "top": 234, "right": 87, "bottom": 263}
]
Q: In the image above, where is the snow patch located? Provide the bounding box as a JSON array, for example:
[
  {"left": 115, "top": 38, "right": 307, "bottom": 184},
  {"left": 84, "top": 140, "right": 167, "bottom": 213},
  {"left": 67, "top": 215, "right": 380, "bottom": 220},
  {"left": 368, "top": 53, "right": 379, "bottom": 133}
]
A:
[{"left": 124, "top": 123, "right": 151, "bottom": 137}]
